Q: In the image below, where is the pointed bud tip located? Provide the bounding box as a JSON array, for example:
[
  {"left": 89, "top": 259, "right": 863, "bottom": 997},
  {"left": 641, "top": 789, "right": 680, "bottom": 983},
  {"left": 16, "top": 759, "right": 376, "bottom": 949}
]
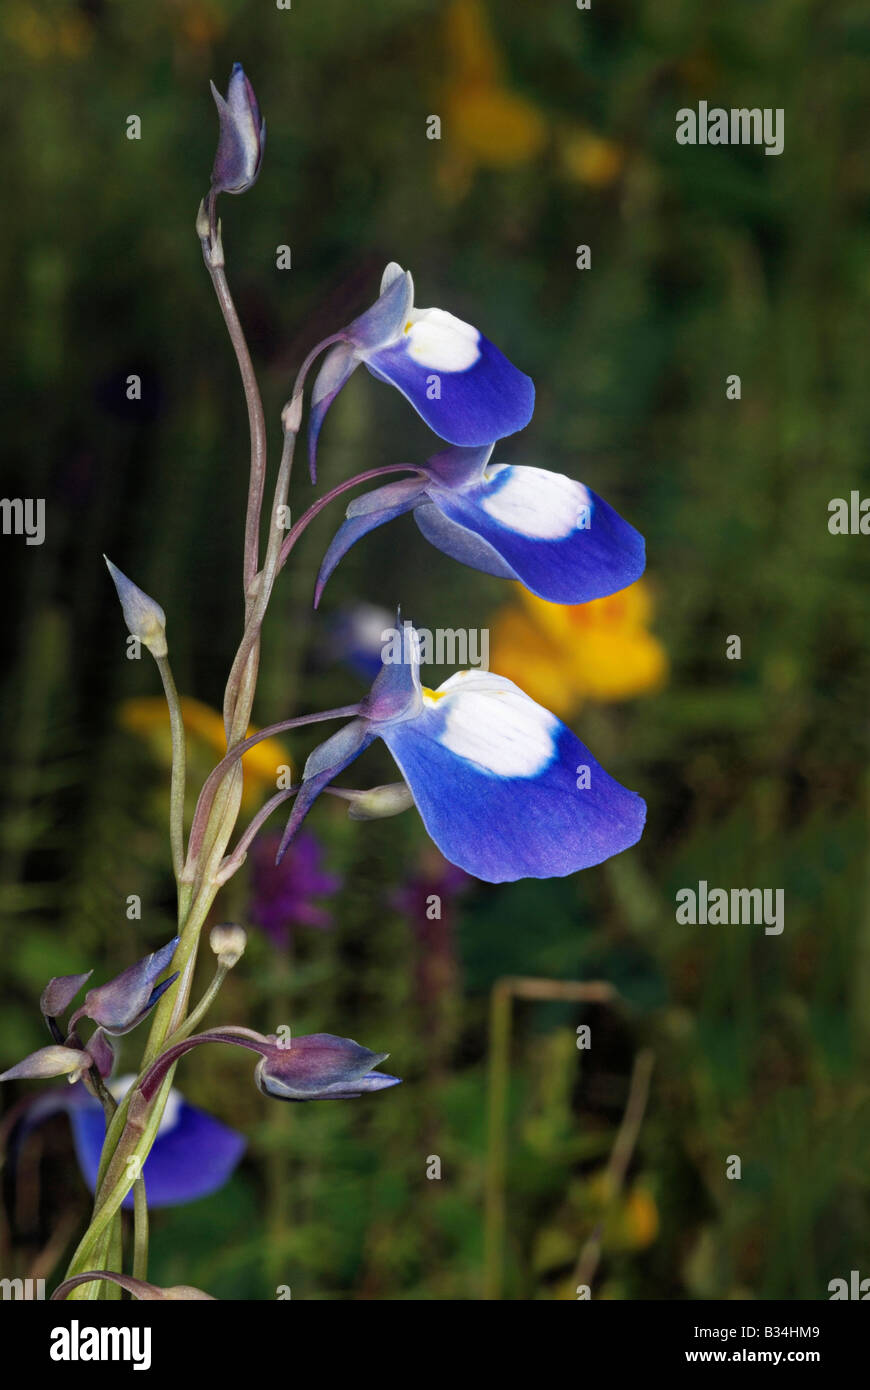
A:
[
  {"left": 104, "top": 556, "right": 167, "bottom": 657},
  {"left": 40, "top": 970, "right": 93, "bottom": 1018}
]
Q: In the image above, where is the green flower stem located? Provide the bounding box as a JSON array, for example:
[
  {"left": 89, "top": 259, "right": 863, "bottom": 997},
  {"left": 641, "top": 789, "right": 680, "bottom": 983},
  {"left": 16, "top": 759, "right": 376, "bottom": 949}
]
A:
[
  {"left": 132, "top": 1176, "right": 148, "bottom": 1281},
  {"left": 105, "top": 1210, "right": 123, "bottom": 1301},
  {"left": 154, "top": 653, "right": 187, "bottom": 883},
  {"left": 162, "top": 964, "right": 229, "bottom": 1047},
  {"left": 64, "top": 1074, "right": 175, "bottom": 1282},
  {"left": 221, "top": 427, "right": 296, "bottom": 736},
  {"left": 66, "top": 206, "right": 289, "bottom": 1294},
  {"left": 483, "top": 980, "right": 512, "bottom": 1301}
]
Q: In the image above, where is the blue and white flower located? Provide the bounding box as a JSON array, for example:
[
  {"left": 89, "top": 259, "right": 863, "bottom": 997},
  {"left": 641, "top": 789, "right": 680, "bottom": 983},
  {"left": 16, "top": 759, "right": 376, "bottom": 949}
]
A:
[
  {"left": 278, "top": 622, "right": 645, "bottom": 883},
  {"left": 315, "top": 443, "right": 645, "bottom": 605},
  {"left": 71, "top": 1077, "right": 247, "bottom": 1210},
  {"left": 307, "top": 264, "right": 535, "bottom": 479}
]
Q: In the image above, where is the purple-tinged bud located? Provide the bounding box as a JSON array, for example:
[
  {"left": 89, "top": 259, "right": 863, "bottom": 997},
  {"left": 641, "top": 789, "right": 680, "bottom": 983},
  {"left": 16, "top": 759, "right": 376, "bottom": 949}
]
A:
[
  {"left": 255, "top": 1033, "right": 400, "bottom": 1102},
  {"left": 209, "top": 923, "right": 247, "bottom": 970},
  {"left": 210, "top": 63, "right": 265, "bottom": 195},
  {"left": 70, "top": 938, "right": 180, "bottom": 1036},
  {"left": 137, "top": 1026, "right": 401, "bottom": 1106},
  {"left": 104, "top": 557, "right": 167, "bottom": 657},
  {"left": 87, "top": 1029, "right": 116, "bottom": 1079},
  {"left": 40, "top": 971, "right": 92, "bottom": 1020},
  {"left": 0, "top": 1045, "right": 93, "bottom": 1083}
]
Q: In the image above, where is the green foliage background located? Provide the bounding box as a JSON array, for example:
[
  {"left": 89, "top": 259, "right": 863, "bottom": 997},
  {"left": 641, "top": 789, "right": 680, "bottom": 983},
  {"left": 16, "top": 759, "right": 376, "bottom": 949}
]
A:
[{"left": 1, "top": 0, "right": 869, "bottom": 1299}]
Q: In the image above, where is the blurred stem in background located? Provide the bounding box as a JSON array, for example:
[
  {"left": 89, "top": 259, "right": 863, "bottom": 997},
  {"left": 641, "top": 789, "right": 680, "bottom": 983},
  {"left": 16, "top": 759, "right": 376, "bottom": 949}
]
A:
[{"left": 483, "top": 976, "right": 619, "bottom": 1300}]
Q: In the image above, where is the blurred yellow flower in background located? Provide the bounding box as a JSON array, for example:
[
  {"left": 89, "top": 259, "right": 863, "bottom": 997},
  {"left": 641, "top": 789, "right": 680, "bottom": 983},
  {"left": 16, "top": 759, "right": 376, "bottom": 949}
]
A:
[
  {"left": 440, "top": 0, "right": 546, "bottom": 199},
  {"left": 119, "top": 696, "right": 290, "bottom": 808},
  {"left": 440, "top": 0, "right": 625, "bottom": 200},
  {"left": 490, "top": 579, "right": 667, "bottom": 719},
  {"left": 5, "top": 3, "right": 93, "bottom": 61},
  {"left": 560, "top": 129, "right": 624, "bottom": 188}
]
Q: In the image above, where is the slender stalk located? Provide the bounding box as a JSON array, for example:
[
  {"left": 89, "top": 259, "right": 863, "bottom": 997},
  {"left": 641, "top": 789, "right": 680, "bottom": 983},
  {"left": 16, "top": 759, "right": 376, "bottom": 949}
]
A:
[
  {"left": 277, "top": 465, "right": 427, "bottom": 571},
  {"left": 132, "top": 1177, "right": 149, "bottom": 1281},
  {"left": 155, "top": 653, "right": 187, "bottom": 882},
  {"left": 186, "top": 704, "right": 359, "bottom": 870},
  {"left": 162, "top": 964, "right": 229, "bottom": 1047},
  {"left": 483, "top": 980, "right": 512, "bottom": 1301},
  {"left": 202, "top": 189, "right": 268, "bottom": 597},
  {"left": 214, "top": 785, "right": 298, "bottom": 885},
  {"left": 221, "top": 429, "right": 297, "bottom": 735},
  {"left": 571, "top": 1049, "right": 654, "bottom": 1295}
]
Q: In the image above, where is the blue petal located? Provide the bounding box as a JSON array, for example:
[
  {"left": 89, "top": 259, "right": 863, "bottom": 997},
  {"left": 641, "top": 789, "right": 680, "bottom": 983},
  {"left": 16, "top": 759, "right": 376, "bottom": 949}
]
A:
[
  {"left": 378, "top": 678, "right": 645, "bottom": 882},
  {"left": 315, "top": 480, "right": 427, "bottom": 606},
  {"left": 413, "top": 501, "right": 517, "bottom": 580},
  {"left": 308, "top": 343, "right": 358, "bottom": 482},
  {"left": 70, "top": 1098, "right": 246, "bottom": 1210},
  {"left": 364, "top": 331, "right": 534, "bottom": 447},
  {"left": 277, "top": 719, "right": 373, "bottom": 860},
  {"left": 428, "top": 467, "right": 646, "bottom": 602},
  {"left": 347, "top": 264, "right": 413, "bottom": 349}
]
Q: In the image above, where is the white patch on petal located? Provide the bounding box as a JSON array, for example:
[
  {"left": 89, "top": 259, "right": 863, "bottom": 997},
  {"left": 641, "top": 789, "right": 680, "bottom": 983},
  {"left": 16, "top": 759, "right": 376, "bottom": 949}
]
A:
[
  {"left": 405, "top": 308, "right": 481, "bottom": 371},
  {"left": 110, "top": 1074, "right": 182, "bottom": 1136},
  {"left": 479, "top": 466, "right": 590, "bottom": 540},
  {"left": 427, "top": 673, "right": 559, "bottom": 778}
]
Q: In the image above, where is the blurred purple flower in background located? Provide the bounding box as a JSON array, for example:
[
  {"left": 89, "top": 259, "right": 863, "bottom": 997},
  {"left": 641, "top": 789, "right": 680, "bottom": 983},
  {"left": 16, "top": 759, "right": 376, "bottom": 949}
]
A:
[
  {"left": 249, "top": 831, "right": 341, "bottom": 949},
  {"left": 394, "top": 849, "right": 472, "bottom": 1047}
]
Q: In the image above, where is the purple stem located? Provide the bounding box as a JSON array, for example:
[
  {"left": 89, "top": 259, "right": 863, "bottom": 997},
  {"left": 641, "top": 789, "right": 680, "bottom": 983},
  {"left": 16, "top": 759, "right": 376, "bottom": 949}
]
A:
[
  {"left": 278, "top": 464, "right": 428, "bottom": 571},
  {"left": 185, "top": 705, "right": 360, "bottom": 868},
  {"left": 138, "top": 1026, "right": 269, "bottom": 1102}
]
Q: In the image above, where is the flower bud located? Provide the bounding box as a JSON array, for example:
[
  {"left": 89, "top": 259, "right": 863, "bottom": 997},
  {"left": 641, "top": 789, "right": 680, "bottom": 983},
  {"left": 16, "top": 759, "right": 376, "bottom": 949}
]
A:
[
  {"left": 40, "top": 971, "right": 92, "bottom": 1020},
  {"left": 210, "top": 63, "right": 265, "bottom": 195},
  {"left": 0, "top": 1045, "right": 93, "bottom": 1084},
  {"left": 326, "top": 782, "right": 415, "bottom": 821},
  {"left": 209, "top": 923, "right": 247, "bottom": 970},
  {"left": 70, "top": 938, "right": 180, "bottom": 1036},
  {"left": 104, "top": 557, "right": 168, "bottom": 658},
  {"left": 87, "top": 1029, "right": 116, "bottom": 1079},
  {"left": 255, "top": 1033, "right": 400, "bottom": 1102}
]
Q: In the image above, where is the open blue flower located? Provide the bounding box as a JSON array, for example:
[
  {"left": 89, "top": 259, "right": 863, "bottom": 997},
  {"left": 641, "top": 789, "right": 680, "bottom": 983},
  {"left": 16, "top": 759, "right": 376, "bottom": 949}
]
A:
[
  {"left": 308, "top": 264, "right": 535, "bottom": 479},
  {"left": 278, "top": 622, "right": 645, "bottom": 882},
  {"left": 3, "top": 1078, "right": 245, "bottom": 1211},
  {"left": 315, "top": 443, "right": 645, "bottom": 606},
  {"left": 71, "top": 1078, "right": 246, "bottom": 1209}
]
